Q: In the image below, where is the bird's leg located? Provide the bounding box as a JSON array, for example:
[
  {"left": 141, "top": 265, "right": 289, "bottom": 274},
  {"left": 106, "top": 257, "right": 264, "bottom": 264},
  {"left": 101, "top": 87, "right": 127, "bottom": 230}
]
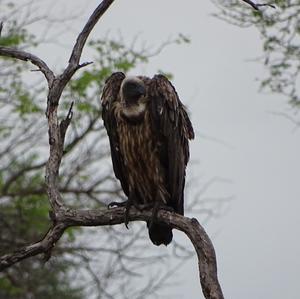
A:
[{"left": 148, "top": 191, "right": 175, "bottom": 229}]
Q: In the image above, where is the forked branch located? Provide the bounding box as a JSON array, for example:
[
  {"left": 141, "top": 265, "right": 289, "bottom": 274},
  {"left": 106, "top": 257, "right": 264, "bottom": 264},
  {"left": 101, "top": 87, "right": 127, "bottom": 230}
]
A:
[
  {"left": 0, "top": 1, "right": 224, "bottom": 298},
  {"left": 0, "top": 207, "right": 224, "bottom": 299}
]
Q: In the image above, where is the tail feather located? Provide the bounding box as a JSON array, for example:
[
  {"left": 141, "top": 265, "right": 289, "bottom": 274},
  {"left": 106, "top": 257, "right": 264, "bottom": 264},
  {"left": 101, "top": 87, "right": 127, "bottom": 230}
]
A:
[{"left": 147, "top": 222, "right": 173, "bottom": 246}]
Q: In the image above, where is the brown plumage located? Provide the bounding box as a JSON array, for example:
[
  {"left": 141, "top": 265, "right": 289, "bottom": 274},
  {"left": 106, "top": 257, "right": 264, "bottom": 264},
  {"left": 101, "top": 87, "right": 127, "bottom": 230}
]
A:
[{"left": 101, "top": 72, "right": 194, "bottom": 246}]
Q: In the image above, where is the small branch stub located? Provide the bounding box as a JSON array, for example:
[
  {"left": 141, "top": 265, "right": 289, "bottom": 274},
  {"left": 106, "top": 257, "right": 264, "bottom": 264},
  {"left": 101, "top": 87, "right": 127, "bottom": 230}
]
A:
[{"left": 77, "top": 61, "right": 93, "bottom": 70}]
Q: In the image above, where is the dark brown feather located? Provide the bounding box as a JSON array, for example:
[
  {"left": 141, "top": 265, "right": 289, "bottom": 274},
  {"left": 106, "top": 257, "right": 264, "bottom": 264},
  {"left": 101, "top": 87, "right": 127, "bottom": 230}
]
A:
[
  {"left": 147, "top": 74, "right": 194, "bottom": 215},
  {"left": 101, "top": 73, "right": 194, "bottom": 245},
  {"left": 101, "top": 72, "right": 129, "bottom": 196}
]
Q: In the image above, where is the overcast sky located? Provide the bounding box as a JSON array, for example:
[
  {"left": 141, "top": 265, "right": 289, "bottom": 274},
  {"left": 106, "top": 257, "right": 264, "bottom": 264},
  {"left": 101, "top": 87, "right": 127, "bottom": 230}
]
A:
[{"left": 11, "top": 0, "right": 300, "bottom": 298}]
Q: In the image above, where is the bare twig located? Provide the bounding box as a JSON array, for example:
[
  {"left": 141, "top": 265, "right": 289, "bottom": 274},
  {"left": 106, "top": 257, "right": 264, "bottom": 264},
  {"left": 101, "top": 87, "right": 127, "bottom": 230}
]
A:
[
  {"left": 77, "top": 61, "right": 93, "bottom": 70},
  {"left": 0, "top": 222, "right": 66, "bottom": 270},
  {"left": 0, "top": 207, "right": 224, "bottom": 299},
  {"left": 59, "top": 0, "right": 115, "bottom": 94},
  {"left": 0, "top": 47, "right": 55, "bottom": 86},
  {"left": 68, "top": 0, "right": 114, "bottom": 66},
  {"left": 45, "top": 0, "right": 116, "bottom": 213},
  {"left": 241, "top": 0, "right": 276, "bottom": 10}
]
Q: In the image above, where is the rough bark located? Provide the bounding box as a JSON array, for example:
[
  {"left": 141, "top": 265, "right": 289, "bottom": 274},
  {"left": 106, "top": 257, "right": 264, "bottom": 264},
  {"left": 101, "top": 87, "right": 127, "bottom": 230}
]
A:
[
  {"left": 0, "top": 207, "right": 224, "bottom": 299},
  {"left": 0, "top": 47, "right": 55, "bottom": 86}
]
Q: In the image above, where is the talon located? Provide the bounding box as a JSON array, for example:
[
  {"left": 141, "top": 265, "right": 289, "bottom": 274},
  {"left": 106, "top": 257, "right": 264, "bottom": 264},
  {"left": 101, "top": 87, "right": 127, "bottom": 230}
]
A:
[
  {"left": 124, "top": 200, "right": 132, "bottom": 229},
  {"left": 124, "top": 219, "right": 129, "bottom": 229}
]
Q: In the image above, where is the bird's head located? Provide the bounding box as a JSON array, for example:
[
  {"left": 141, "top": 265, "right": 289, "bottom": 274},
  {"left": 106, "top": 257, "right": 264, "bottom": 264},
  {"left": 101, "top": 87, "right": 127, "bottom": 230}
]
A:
[{"left": 120, "top": 76, "right": 146, "bottom": 107}]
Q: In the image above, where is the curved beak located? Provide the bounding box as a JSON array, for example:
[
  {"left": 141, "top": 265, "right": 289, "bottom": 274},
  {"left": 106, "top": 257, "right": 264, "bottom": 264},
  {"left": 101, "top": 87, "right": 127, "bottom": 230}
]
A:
[{"left": 137, "top": 84, "right": 146, "bottom": 97}]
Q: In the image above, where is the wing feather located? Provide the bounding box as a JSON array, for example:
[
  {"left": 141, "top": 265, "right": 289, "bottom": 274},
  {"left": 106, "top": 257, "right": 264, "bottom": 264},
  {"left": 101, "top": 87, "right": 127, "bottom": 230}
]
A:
[
  {"left": 148, "top": 74, "right": 194, "bottom": 215},
  {"left": 101, "top": 72, "right": 129, "bottom": 196}
]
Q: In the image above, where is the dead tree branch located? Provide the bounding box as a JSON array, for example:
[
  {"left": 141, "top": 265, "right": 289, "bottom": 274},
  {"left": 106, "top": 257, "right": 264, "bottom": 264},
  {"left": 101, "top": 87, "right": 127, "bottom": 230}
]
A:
[
  {"left": 241, "top": 0, "right": 275, "bottom": 10},
  {"left": 0, "top": 207, "right": 224, "bottom": 299},
  {"left": 68, "top": 0, "right": 115, "bottom": 66},
  {"left": 0, "top": 1, "right": 224, "bottom": 298},
  {"left": 0, "top": 47, "right": 55, "bottom": 86},
  {"left": 0, "top": 223, "right": 66, "bottom": 269},
  {"left": 54, "top": 0, "right": 115, "bottom": 106},
  {"left": 43, "top": 0, "right": 116, "bottom": 213}
]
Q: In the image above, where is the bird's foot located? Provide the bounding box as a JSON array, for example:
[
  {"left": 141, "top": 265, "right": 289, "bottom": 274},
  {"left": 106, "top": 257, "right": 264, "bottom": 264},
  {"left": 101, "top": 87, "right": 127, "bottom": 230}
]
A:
[
  {"left": 107, "top": 200, "right": 132, "bottom": 229},
  {"left": 124, "top": 199, "right": 134, "bottom": 229}
]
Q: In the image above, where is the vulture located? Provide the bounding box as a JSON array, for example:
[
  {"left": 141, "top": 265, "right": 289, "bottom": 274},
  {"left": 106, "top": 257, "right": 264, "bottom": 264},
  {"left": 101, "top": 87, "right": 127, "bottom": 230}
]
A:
[{"left": 101, "top": 72, "right": 194, "bottom": 246}]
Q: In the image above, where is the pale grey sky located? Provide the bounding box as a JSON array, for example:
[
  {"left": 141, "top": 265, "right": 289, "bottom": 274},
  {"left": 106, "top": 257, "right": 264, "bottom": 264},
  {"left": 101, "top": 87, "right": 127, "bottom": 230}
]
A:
[{"left": 10, "top": 0, "right": 300, "bottom": 298}]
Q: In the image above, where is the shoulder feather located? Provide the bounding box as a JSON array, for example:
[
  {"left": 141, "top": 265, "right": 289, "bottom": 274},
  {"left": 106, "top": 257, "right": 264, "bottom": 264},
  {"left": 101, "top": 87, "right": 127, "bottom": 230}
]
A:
[
  {"left": 147, "top": 74, "right": 194, "bottom": 214},
  {"left": 101, "top": 72, "right": 129, "bottom": 196}
]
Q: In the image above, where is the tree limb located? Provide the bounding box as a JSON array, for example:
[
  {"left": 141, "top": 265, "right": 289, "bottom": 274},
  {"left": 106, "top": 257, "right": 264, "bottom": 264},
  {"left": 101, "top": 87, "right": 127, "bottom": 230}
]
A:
[
  {"left": 68, "top": 0, "right": 114, "bottom": 66},
  {"left": 45, "top": 0, "right": 116, "bottom": 211},
  {"left": 0, "top": 223, "right": 66, "bottom": 270},
  {"left": 0, "top": 47, "right": 55, "bottom": 86},
  {"left": 0, "top": 207, "right": 224, "bottom": 299},
  {"left": 241, "top": 0, "right": 275, "bottom": 10},
  {"left": 0, "top": 1, "right": 225, "bottom": 298},
  {"left": 56, "top": 0, "right": 115, "bottom": 101}
]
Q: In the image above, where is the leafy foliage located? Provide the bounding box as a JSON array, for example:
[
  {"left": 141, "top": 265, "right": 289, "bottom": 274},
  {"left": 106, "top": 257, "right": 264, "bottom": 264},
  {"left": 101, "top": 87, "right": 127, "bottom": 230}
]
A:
[{"left": 213, "top": 0, "right": 300, "bottom": 110}]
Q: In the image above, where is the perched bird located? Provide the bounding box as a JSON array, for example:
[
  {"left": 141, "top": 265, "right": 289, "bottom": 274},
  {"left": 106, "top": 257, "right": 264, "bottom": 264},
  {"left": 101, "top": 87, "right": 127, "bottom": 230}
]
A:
[{"left": 101, "top": 72, "right": 194, "bottom": 246}]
